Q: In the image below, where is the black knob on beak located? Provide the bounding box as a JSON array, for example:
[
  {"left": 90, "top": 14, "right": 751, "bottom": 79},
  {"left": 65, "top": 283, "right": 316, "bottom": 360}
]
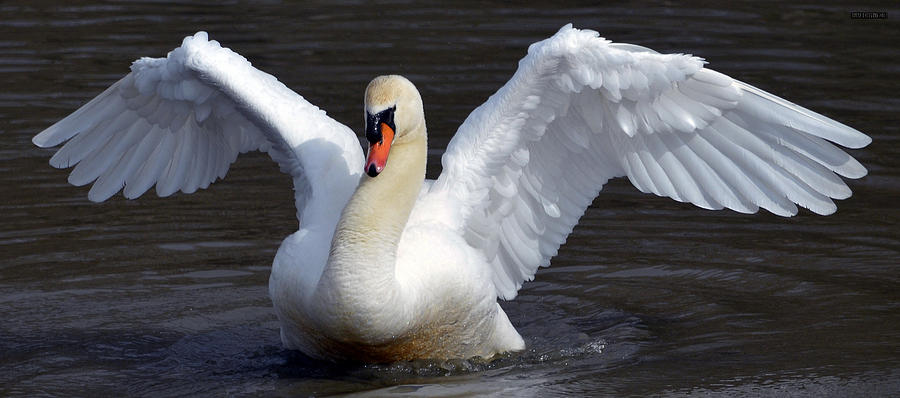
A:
[{"left": 366, "top": 106, "right": 396, "bottom": 144}]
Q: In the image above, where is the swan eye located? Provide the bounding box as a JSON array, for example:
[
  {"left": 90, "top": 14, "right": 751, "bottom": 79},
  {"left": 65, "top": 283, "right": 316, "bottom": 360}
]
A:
[
  {"left": 366, "top": 106, "right": 396, "bottom": 144},
  {"left": 364, "top": 107, "right": 396, "bottom": 177}
]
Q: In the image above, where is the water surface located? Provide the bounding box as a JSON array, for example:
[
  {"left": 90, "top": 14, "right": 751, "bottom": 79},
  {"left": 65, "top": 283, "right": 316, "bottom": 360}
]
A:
[{"left": 1, "top": 1, "right": 898, "bottom": 396}]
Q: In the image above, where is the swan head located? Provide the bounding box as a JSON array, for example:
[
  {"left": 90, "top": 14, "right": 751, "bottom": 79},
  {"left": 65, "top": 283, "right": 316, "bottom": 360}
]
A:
[{"left": 363, "top": 75, "right": 425, "bottom": 177}]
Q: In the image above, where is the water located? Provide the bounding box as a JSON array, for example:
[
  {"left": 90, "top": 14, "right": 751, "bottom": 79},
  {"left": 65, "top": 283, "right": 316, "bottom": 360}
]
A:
[{"left": 2, "top": 1, "right": 898, "bottom": 396}]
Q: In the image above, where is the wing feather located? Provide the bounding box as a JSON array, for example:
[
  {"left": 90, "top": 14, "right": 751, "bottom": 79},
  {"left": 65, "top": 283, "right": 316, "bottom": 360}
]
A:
[
  {"left": 434, "top": 24, "right": 870, "bottom": 299},
  {"left": 34, "top": 31, "right": 363, "bottom": 227}
]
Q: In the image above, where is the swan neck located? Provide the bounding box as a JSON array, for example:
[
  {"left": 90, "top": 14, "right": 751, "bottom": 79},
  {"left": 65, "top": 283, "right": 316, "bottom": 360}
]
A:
[{"left": 324, "top": 130, "right": 426, "bottom": 286}]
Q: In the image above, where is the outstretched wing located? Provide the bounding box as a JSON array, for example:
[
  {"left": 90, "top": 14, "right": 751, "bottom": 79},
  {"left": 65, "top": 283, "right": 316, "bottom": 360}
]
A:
[
  {"left": 33, "top": 32, "right": 364, "bottom": 226},
  {"left": 432, "top": 25, "right": 870, "bottom": 300}
]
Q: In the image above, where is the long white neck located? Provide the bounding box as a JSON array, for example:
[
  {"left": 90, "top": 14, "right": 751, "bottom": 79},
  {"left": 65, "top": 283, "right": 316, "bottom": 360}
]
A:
[{"left": 317, "top": 130, "right": 427, "bottom": 299}]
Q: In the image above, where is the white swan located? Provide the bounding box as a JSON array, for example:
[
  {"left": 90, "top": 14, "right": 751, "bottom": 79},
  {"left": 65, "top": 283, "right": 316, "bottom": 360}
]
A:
[{"left": 33, "top": 25, "right": 870, "bottom": 362}]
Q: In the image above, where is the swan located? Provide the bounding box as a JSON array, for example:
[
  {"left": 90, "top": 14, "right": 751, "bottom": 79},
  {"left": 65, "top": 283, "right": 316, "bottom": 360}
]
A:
[{"left": 32, "top": 25, "right": 870, "bottom": 362}]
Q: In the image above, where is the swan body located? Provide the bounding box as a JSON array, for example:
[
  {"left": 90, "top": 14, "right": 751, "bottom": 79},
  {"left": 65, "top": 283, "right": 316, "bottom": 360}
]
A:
[{"left": 33, "top": 26, "right": 870, "bottom": 362}]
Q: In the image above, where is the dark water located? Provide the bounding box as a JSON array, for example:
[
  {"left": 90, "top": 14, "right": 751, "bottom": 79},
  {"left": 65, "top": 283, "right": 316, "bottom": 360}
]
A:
[{"left": 2, "top": 1, "right": 899, "bottom": 396}]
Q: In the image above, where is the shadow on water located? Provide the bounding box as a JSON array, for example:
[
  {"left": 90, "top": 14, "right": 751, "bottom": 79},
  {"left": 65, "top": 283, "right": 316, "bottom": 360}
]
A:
[{"left": 1, "top": 317, "right": 625, "bottom": 396}]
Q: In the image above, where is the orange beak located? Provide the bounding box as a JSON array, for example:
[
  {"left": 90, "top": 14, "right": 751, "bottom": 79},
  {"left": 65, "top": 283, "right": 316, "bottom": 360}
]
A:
[{"left": 365, "top": 122, "right": 394, "bottom": 177}]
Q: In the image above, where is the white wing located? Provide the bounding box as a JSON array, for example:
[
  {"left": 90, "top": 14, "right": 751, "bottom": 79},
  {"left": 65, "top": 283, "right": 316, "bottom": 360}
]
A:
[
  {"left": 33, "top": 32, "right": 364, "bottom": 226},
  {"left": 432, "top": 25, "right": 870, "bottom": 300}
]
